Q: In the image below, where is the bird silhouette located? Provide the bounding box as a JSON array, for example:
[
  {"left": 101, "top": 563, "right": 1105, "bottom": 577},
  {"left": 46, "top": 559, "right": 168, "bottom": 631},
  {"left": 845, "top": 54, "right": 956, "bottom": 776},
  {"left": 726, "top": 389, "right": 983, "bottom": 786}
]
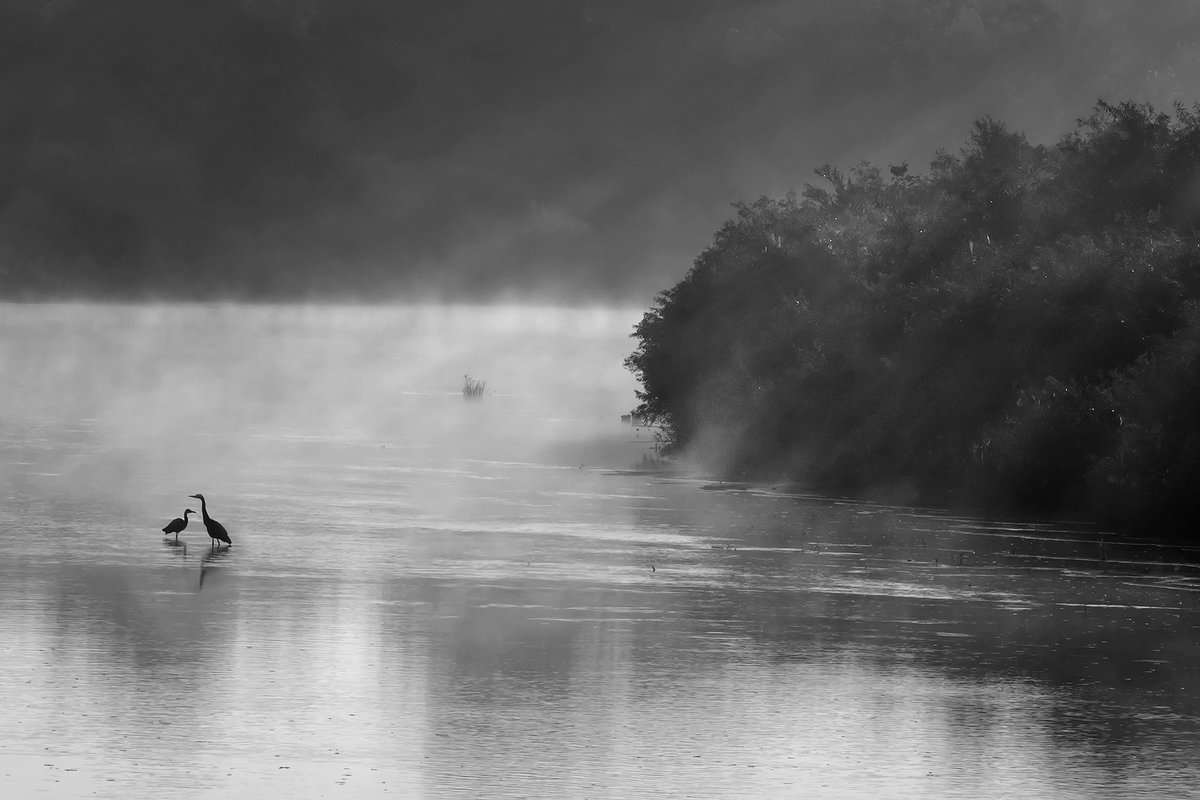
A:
[
  {"left": 189, "top": 493, "right": 232, "bottom": 549},
  {"left": 161, "top": 508, "right": 195, "bottom": 543}
]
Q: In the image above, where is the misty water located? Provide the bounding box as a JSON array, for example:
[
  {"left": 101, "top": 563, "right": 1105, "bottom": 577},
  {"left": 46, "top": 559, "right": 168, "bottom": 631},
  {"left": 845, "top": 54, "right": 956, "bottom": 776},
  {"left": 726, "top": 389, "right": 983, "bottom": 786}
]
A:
[{"left": 2, "top": 303, "right": 1199, "bottom": 799}]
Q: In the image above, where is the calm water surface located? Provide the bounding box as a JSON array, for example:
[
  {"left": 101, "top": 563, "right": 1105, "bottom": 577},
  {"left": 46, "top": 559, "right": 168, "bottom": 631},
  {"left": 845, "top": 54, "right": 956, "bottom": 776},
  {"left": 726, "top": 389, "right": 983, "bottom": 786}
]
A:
[{"left": 2, "top": 303, "right": 1199, "bottom": 799}]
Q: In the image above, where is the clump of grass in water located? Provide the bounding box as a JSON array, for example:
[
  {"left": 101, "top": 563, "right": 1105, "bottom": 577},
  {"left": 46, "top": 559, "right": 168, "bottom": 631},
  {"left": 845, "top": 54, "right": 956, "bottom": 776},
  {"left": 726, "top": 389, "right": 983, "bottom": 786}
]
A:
[
  {"left": 462, "top": 374, "right": 487, "bottom": 399},
  {"left": 633, "top": 423, "right": 674, "bottom": 472},
  {"left": 637, "top": 451, "right": 667, "bottom": 470}
]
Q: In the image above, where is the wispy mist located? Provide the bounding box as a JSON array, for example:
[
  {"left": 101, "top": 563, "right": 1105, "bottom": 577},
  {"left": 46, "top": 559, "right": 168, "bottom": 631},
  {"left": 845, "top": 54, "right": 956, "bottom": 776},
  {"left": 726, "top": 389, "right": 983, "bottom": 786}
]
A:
[{"left": 0, "top": 303, "right": 645, "bottom": 514}]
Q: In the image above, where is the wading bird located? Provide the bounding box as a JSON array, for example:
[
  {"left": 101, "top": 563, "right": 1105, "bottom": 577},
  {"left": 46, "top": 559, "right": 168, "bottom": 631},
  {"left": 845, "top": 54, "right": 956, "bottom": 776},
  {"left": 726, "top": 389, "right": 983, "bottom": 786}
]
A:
[
  {"left": 189, "top": 493, "right": 232, "bottom": 549},
  {"left": 161, "top": 509, "right": 195, "bottom": 543}
]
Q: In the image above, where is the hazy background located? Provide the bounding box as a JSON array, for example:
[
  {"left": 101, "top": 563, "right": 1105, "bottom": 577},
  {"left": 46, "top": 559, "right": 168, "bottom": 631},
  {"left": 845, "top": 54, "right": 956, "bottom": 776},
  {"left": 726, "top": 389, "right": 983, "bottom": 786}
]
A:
[{"left": 4, "top": 0, "right": 1200, "bottom": 302}]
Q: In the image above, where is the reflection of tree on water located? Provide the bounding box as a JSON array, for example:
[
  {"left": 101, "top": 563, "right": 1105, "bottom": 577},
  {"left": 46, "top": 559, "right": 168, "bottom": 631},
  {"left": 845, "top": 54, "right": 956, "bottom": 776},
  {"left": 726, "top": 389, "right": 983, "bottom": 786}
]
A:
[{"left": 623, "top": 486, "right": 1200, "bottom": 787}]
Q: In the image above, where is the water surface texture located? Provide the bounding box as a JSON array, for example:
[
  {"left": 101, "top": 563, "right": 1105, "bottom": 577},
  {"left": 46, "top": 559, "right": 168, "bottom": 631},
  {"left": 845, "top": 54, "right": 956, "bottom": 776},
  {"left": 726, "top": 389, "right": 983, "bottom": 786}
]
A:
[{"left": 2, "top": 304, "right": 1199, "bottom": 799}]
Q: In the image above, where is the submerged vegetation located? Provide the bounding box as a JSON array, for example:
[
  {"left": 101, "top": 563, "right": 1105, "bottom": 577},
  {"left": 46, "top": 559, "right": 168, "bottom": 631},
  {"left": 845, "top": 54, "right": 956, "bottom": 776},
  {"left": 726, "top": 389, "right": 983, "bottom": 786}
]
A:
[{"left": 627, "top": 101, "right": 1200, "bottom": 538}]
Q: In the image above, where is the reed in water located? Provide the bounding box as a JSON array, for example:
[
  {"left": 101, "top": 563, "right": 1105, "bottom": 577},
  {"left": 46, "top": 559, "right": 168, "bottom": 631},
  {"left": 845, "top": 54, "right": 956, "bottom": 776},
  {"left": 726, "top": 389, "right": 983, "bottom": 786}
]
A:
[{"left": 462, "top": 374, "right": 487, "bottom": 399}]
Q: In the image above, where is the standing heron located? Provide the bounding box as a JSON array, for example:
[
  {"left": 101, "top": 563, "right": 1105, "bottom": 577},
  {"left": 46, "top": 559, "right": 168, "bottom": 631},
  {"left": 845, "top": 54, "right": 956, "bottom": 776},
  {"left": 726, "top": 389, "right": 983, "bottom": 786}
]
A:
[
  {"left": 161, "top": 508, "right": 195, "bottom": 543},
  {"left": 189, "top": 493, "right": 232, "bottom": 549}
]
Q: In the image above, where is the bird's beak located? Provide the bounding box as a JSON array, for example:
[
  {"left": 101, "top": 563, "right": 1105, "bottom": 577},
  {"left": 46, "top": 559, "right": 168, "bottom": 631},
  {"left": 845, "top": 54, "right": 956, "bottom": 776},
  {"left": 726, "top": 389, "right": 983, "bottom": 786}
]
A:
[{"left": 189, "top": 494, "right": 200, "bottom": 499}]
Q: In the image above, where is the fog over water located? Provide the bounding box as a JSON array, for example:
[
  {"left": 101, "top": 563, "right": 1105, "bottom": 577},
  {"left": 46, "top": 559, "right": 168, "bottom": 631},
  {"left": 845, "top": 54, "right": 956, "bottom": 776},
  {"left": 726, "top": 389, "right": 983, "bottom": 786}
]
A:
[
  {"left": 6, "top": 3, "right": 1200, "bottom": 796},
  {"left": 2, "top": 303, "right": 1199, "bottom": 799}
]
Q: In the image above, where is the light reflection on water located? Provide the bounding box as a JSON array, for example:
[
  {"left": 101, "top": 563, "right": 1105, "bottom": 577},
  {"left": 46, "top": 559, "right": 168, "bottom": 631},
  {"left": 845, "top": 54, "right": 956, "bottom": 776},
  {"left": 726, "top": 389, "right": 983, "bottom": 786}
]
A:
[{"left": 1, "top": 304, "right": 1199, "bottom": 799}]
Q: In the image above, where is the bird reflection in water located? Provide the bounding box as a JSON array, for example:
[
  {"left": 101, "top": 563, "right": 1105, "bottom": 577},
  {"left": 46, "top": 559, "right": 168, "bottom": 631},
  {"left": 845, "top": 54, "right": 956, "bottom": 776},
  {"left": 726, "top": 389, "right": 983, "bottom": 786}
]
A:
[
  {"left": 162, "top": 537, "right": 188, "bottom": 557},
  {"left": 198, "top": 545, "right": 231, "bottom": 591}
]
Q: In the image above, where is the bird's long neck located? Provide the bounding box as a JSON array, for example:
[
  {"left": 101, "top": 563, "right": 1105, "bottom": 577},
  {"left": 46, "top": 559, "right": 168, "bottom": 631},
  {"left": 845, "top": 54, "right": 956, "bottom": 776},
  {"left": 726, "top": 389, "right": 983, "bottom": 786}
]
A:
[{"left": 199, "top": 498, "right": 210, "bottom": 522}]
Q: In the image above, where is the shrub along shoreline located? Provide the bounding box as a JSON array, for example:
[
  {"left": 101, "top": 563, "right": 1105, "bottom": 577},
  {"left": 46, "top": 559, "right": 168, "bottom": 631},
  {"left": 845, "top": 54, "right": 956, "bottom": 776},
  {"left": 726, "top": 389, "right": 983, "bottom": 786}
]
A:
[{"left": 626, "top": 101, "right": 1200, "bottom": 539}]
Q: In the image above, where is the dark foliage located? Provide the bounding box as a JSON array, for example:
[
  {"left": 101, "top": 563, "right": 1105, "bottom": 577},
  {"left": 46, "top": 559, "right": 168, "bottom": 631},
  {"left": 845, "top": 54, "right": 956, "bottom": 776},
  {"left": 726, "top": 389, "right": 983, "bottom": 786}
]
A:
[{"left": 627, "top": 101, "right": 1200, "bottom": 537}]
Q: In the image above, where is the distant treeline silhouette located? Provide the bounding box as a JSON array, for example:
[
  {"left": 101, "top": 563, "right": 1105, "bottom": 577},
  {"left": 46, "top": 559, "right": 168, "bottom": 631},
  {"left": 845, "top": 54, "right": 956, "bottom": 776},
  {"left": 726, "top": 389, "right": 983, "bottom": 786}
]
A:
[{"left": 627, "top": 101, "right": 1200, "bottom": 537}]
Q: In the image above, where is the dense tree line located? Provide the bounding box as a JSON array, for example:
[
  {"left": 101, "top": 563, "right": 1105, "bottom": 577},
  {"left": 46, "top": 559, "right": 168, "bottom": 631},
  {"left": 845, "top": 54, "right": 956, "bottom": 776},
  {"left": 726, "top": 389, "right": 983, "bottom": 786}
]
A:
[{"left": 627, "top": 101, "right": 1200, "bottom": 537}]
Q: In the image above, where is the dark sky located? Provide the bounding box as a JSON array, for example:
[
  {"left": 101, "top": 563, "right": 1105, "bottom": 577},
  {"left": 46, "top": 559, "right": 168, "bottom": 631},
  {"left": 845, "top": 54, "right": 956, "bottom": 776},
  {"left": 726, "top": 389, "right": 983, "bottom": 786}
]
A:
[{"left": 3, "top": 0, "right": 1200, "bottom": 302}]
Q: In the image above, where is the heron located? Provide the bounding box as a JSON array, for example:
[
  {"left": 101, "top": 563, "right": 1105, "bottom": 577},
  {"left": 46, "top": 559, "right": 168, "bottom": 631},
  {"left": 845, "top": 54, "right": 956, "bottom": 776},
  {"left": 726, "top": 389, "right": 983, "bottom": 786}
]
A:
[
  {"left": 189, "top": 493, "right": 232, "bottom": 549},
  {"left": 161, "top": 508, "right": 195, "bottom": 543}
]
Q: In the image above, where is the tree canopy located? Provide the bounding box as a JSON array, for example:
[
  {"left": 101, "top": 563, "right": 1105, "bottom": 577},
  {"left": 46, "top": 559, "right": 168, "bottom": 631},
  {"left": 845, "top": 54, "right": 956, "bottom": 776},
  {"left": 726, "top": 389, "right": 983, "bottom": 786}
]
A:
[{"left": 627, "top": 101, "right": 1200, "bottom": 537}]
